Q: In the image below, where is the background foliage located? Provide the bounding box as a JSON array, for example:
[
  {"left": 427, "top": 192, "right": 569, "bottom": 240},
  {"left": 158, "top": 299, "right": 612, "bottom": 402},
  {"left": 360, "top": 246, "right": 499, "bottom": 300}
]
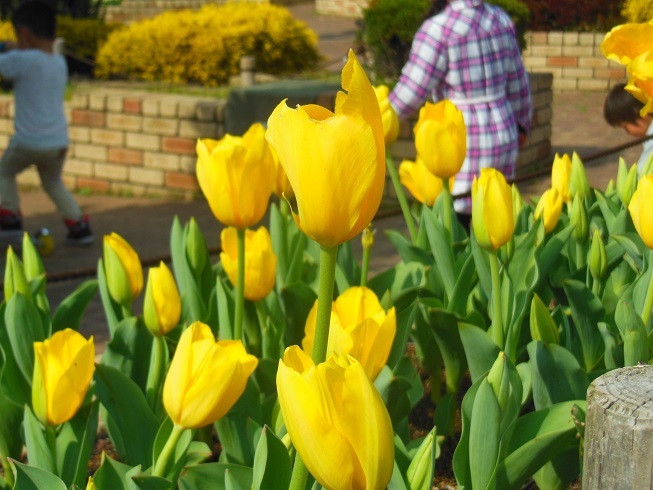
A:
[{"left": 621, "top": 0, "right": 653, "bottom": 23}]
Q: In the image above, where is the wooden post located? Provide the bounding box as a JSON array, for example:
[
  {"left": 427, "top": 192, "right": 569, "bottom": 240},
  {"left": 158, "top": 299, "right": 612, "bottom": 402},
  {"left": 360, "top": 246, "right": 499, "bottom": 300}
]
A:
[
  {"left": 240, "top": 56, "right": 255, "bottom": 87},
  {"left": 583, "top": 365, "right": 653, "bottom": 489}
]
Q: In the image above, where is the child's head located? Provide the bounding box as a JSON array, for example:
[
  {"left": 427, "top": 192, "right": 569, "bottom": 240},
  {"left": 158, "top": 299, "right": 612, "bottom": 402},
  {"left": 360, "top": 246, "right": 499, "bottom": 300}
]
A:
[
  {"left": 604, "top": 82, "right": 652, "bottom": 138},
  {"left": 12, "top": 1, "right": 56, "bottom": 45}
]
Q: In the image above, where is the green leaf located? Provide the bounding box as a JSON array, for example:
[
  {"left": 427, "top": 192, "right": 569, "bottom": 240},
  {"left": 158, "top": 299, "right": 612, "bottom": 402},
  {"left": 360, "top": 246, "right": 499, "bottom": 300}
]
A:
[
  {"left": 96, "top": 258, "right": 122, "bottom": 336},
  {"left": 22, "top": 405, "right": 55, "bottom": 475},
  {"left": 423, "top": 207, "right": 456, "bottom": 300},
  {"left": 4, "top": 293, "right": 46, "bottom": 385},
  {"left": 57, "top": 398, "right": 99, "bottom": 487},
  {"left": 532, "top": 446, "right": 581, "bottom": 490},
  {"left": 0, "top": 304, "right": 31, "bottom": 407},
  {"left": 252, "top": 426, "right": 291, "bottom": 490},
  {"left": 459, "top": 322, "right": 500, "bottom": 382},
  {"left": 452, "top": 376, "right": 483, "bottom": 488},
  {"left": 130, "top": 474, "right": 173, "bottom": 490},
  {"left": 594, "top": 189, "right": 620, "bottom": 231},
  {"left": 387, "top": 461, "right": 409, "bottom": 490},
  {"left": 507, "top": 220, "right": 540, "bottom": 293},
  {"left": 216, "top": 275, "right": 235, "bottom": 340},
  {"left": 94, "top": 363, "right": 159, "bottom": 467},
  {"left": 178, "top": 463, "right": 253, "bottom": 490},
  {"left": 10, "top": 459, "right": 67, "bottom": 490},
  {"left": 469, "top": 379, "right": 500, "bottom": 490},
  {"left": 448, "top": 252, "right": 477, "bottom": 316},
  {"left": 563, "top": 279, "right": 605, "bottom": 371},
  {"left": 386, "top": 296, "right": 417, "bottom": 370},
  {"left": 386, "top": 230, "right": 432, "bottom": 266},
  {"left": 530, "top": 293, "right": 560, "bottom": 345},
  {"left": 597, "top": 322, "right": 622, "bottom": 370},
  {"left": 51, "top": 279, "right": 99, "bottom": 333},
  {"left": 91, "top": 455, "right": 133, "bottom": 490},
  {"left": 611, "top": 234, "right": 644, "bottom": 272},
  {"left": 280, "top": 282, "right": 317, "bottom": 348},
  {"left": 0, "top": 383, "right": 23, "bottom": 460}
]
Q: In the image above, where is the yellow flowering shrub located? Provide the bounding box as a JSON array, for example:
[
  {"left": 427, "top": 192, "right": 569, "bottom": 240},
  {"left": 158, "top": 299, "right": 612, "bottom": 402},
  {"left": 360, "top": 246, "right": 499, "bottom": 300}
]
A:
[
  {"left": 95, "top": 2, "right": 321, "bottom": 86},
  {"left": 621, "top": 0, "right": 653, "bottom": 23},
  {"left": 0, "top": 21, "right": 14, "bottom": 41}
]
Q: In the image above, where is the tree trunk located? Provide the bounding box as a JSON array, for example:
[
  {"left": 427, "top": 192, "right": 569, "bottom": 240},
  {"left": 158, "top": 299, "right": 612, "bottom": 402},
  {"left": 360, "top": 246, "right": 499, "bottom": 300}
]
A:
[{"left": 584, "top": 365, "right": 653, "bottom": 489}]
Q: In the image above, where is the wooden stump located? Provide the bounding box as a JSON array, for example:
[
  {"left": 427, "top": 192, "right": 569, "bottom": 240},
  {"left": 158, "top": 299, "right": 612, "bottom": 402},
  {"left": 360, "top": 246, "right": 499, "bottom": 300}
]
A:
[{"left": 584, "top": 365, "right": 653, "bottom": 489}]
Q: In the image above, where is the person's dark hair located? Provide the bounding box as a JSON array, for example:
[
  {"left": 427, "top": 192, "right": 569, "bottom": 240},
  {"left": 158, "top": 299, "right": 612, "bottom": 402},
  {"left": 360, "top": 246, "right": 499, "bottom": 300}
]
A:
[
  {"left": 12, "top": 1, "right": 56, "bottom": 40},
  {"left": 604, "top": 82, "right": 645, "bottom": 126},
  {"left": 424, "top": 0, "right": 448, "bottom": 19}
]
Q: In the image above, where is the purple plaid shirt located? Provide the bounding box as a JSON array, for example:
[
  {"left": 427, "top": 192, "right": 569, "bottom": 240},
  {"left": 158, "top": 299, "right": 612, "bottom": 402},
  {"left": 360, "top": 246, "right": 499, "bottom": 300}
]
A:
[{"left": 389, "top": 0, "right": 532, "bottom": 212}]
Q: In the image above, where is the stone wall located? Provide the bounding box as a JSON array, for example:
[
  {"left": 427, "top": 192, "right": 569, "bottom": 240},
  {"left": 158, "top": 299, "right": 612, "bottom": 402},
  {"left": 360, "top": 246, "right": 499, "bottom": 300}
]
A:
[{"left": 0, "top": 73, "right": 551, "bottom": 199}]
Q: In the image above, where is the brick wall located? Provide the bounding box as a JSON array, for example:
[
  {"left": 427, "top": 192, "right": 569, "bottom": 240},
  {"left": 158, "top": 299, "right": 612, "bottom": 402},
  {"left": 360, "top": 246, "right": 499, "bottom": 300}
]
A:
[{"left": 0, "top": 73, "right": 551, "bottom": 199}]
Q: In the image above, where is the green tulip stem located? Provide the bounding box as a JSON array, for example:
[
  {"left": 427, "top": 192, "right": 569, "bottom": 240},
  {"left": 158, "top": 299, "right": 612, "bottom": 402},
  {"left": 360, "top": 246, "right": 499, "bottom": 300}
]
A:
[
  {"left": 642, "top": 258, "right": 653, "bottom": 327},
  {"left": 120, "top": 304, "right": 132, "bottom": 321},
  {"left": 152, "top": 424, "right": 185, "bottom": 478},
  {"left": 145, "top": 335, "right": 166, "bottom": 413},
  {"left": 234, "top": 227, "right": 246, "bottom": 343},
  {"left": 45, "top": 424, "right": 57, "bottom": 475},
  {"left": 576, "top": 242, "right": 586, "bottom": 269},
  {"left": 289, "top": 455, "right": 310, "bottom": 490},
  {"left": 360, "top": 245, "right": 370, "bottom": 289},
  {"left": 442, "top": 178, "right": 453, "bottom": 238},
  {"left": 489, "top": 250, "right": 504, "bottom": 348},
  {"left": 312, "top": 244, "right": 338, "bottom": 364},
  {"left": 385, "top": 153, "right": 418, "bottom": 244},
  {"left": 1, "top": 455, "right": 12, "bottom": 487}
]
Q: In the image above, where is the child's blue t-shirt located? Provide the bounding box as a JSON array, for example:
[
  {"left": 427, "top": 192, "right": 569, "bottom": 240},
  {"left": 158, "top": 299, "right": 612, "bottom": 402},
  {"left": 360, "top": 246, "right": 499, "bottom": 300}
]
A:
[{"left": 0, "top": 49, "right": 68, "bottom": 150}]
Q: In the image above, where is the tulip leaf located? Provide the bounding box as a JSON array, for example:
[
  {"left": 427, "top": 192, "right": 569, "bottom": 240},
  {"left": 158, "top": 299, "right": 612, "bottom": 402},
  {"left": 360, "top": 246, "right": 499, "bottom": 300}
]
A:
[
  {"left": 535, "top": 224, "right": 574, "bottom": 289},
  {"left": 10, "top": 459, "right": 67, "bottom": 490},
  {"left": 336, "top": 240, "right": 361, "bottom": 290},
  {"left": 0, "top": 386, "right": 23, "bottom": 462},
  {"left": 216, "top": 275, "right": 235, "bottom": 340},
  {"left": 0, "top": 308, "right": 31, "bottom": 407},
  {"left": 611, "top": 234, "right": 644, "bottom": 273},
  {"left": 57, "top": 398, "right": 99, "bottom": 487},
  {"left": 51, "top": 279, "right": 99, "bottom": 333},
  {"left": 597, "top": 322, "right": 622, "bottom": 370},
  {"left": 4, "top": 292, "right": 45, "bottom": 389},
  {"left": 22, "top": 405, "right": 56, "bottom": 475},
  {"left": 448, "top": 252, "right": 477, "bottom": 316},
  {"left": 178, "top": 463, "right": 253, "bottom": 490},
  {"left": 471, "top": 232, "right": 492, "bottom": 297},
  {"left": 594, "top": 189, "right": 621, "bottom": 231},
  {"left": 452, "top": 376, "right": 483, "bottom": 488},
  {"left": 97, "top": 258, "right": 122, "bottom": 336},
  {"left": 532, "top": 446, "right": 581, "bottom": 490},
  {"left": 387, "top": 461, "right": 409, "bottom": 490},
  {"left": 469, "top": 379, "right": 500, "bottom": 490},
  {"left": 508, "top": 220, "right": 540, "bottom": 293},
  {"left": 130, "top": 474, "right": 173, "bottom": 490},
  {"left": 459, "top": 322, "right": 500, "bottom": 382},
  {"left": 252, "top": 426, "right": 291, "bottom": 490},
  {"left": 386, "top": 230, "right": 432, "bottom": 266},
  {"left": 386, "top": 294, "right": 417, "bottom": 370},
  {"left": 374, "top": 360, "right": 423, "bottom": 430},
  {"left": 94, "top": 363, "right": 159, "bottom": 467},
  {"left": 423, "top": 207, "right": 456, "bottom": 300},
  {"left": 91, "top": 455, "right": 133, "bottom": 490},
  {"left": 280, "top": 281, "right": 317, "bottom": 348},
  {"left": 527, "top": 341, "right": 589, "bottom": 410}
]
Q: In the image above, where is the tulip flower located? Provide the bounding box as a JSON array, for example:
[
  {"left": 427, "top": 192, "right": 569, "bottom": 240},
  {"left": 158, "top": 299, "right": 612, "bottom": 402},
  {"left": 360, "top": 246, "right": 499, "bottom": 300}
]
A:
[
  {"left": 162, "top": 321, "right": 258, "bottom": 429},
  {"left": 270, "top": 146, "right": 294, "bottom": 199},
  {"left": 373, "top": 85, "right": 399, "bottom": 145},
  {"left": 626, "top": 51, "right": 653, "bottom": 116},
  {"left": 551, "top": 153, "right": 572, "bottom": 202},
  {"left": 399, "top": 158, "right": 454, "bottom": 206},
  {"left": 471, "top": 168, "right": 514, "bottom": 251},
  {"left": 265, "top": 50, "right": 385, "bottom": 248},
  {"left": 220, "top": 226, "right": 277, "bottom": 302},
  {"left": 144, "top": 261, "right": 181, "bottom": 337},
  {"left": 103, "top": 232, "right": 143, "bottom": 306},
  {"left": 302, "top": 286, "right": 396, "bottom": 381},
  {"left": 534, "top": 187, "right": 563, "bottom": 233},
  {"left": 414, "top": 99, "right": 466, "bottom": 180},
  {"left": 32, "top": 329, "right": 95, "bottom": 427},
  {"left": 589, "top": 229, "right": 607, "bottom": 282},
  {"left": 196, "top": 123, "right": 274, "bottom": 229},
  {"left": 601, "top": 22, "right": 653, "bottom": 66},
  {"left": 629, "top": 174, "right": 653, "bottom": 249},
  {"left": 277, "top": 346, "right": 394, "bottom": 490}
]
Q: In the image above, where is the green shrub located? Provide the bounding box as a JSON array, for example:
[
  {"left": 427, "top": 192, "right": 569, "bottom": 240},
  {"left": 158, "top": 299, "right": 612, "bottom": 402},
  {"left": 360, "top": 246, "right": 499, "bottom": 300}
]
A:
[
  {"left": 521, "top": 0, "right": 623, "bottom": 31},
  {"left": 94, "top": 3, "right": 321, "bottom": 86},
  {"left": 57, "top": 16, "right": 120, "bottom": 60},
  {"left": 360, "top": 0, "right": 530, "bottom": 82},
  {"left": 621, "top": 0, "right": 653, "bottom": 23}
]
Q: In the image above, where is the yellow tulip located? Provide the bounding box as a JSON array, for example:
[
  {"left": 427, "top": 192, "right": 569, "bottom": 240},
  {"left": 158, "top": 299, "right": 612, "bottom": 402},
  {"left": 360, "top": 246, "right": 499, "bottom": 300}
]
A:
[
  {"left": 144, "top": 261, "right": 181, "bottom": 336},
  {"left": 399, "top": 158, "right": 454, "bottom": 206},
  {"left": 196, "top": 123, "right": 274, "bottom": 229},
  {"left": 163, "top": 322, "right": 258, "bottom": 429},
  {"left": 302, "top": 286, "right": 396, "bottom": 381},
  {"left": 413, "top": 99, "right": 466, "bottom": 180},
  {"left": 270, "top": 146, "right": 294, "bottom": 198},
  {"left": 471, "top": 168, "right": 514, "bottom": 250},
  {"left": 601, "top": 23, "right": 653, "bottom": 66},
  {"left": 277, "top": 346, "right": 394, "bottom": 490},
  {"left": 373, "top": 85, "right": 400, "bottom": 145},
  {"left": 551, "top": 153, "right": 572, "bottom": 202},
  {"left": 534, "top": 188, "right": 563, "bottom": 233},
  {"left": 220, "top": 226, "right": 277, "bottom": 301},
  {"left": 103, "top": 232, "right": 143, "bottom": 306},
  {"left": 32, "top": 329, "right": 95, "bottom": 426},
  {"left": 626, "top": 51, "right": 653, "bottom": 116},
  {"left": 629, "top": 174, "right": 653, "bottom": 248},
  {"left": 266, "top": 50, "right": 386, "bottom": 248}
]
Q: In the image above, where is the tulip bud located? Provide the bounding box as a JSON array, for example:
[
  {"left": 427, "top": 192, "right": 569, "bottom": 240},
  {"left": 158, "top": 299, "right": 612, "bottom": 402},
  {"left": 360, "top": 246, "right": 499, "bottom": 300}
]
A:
[
  {"left": 529, "top": 294, "right": 560, "bottom": 344},
  {"left": 511, "top": 184, "right": 523, "bottom": 223},
  {"left": 21, "top": 232, "right": 44, "bottom": 282},
  {"left": 103, "top": 233, "right": 143, "bottom": 307},
  {"left": 362, "top": 225, "right": 375, "bottom": 252},
  {"left": 534, "top": 188, "right": 563, "bottom": 233},
  {"left": 4, "top": 247, "right": 31, "bottom": 302},
  {"left": 629, "top": 174, "right": 653, "bottom": 248},
  {"left": 569, "top": 195, "right": 588, "bottom": 243},
  {"left": 185, "top": 217, "right": 208, "bottom": 276},
  {"left": 399, "top": 158, "right": 453, "bottom": 206},
  {"left": 486, "top": 352, "right": 512, "bottom": 413},
  {"left": 605, "top": 179, "right": 616, "bottom": 196},
  {"left": 551, "top": 153, "right": 572, "bottom": 203},
  {"left": 373, "top": 85, "right": 400, "bottom": 145},
  {"left": 86, "top": 477, "right": 96, "bottom": 490},
  {"left": 618, "top": 159, "right": 638, "bottom": 207},
  {"left": 569, "top": 152, "right": 590, "bottom": 199},
  {"left": 406, "top": 428, "right": 436, "bottom": 490},
  {"left": 144, "top": 261, "right": 182, "bottom": 337},
  {"left": 589, "top": 230, "right": 608, "bottom": 281},
  {"left": 471, "top": 168, "right": 514, "bottom": 250}
]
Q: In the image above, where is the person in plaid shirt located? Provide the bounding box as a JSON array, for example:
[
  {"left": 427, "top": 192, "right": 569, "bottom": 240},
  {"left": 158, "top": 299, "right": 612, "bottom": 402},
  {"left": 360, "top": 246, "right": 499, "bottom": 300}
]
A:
[{"left": 389, "top": 0, "right": 532, "bottom": 223}]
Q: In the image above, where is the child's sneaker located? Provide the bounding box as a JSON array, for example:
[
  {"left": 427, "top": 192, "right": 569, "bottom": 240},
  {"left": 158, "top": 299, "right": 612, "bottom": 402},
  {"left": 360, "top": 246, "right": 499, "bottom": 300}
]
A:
[{"left": 65, "top": 216, "right": 94, "bottom": 247}]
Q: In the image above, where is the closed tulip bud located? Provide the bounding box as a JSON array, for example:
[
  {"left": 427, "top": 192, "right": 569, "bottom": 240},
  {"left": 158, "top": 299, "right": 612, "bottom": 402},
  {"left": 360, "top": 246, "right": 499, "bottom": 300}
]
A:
[
  {"left": 362, "top": 225, "right": 374, "bottom": 252},
  {"left": 551, "top": 153, "right": 572, "bottom": 203},
  {"left": 185, "top": 218, "right": 208, "bottom": 276},
  {"left": 4, "top": 247, "right": 31, "bottom": 302},
  {"left": 605, "top": 179, "right": 616, "bottom": 196},
  {"left": 601, "top": 23, "right": 653, "bottom": 66},
  {"left": 569, "top": 195, "right": 588, "bottom": 242},
  {"left": 277, "top": 346, "right": 394, "bottom": 490},
  {"left": 302, "top": 286, "right": 396, "bottom": 381},
  {"left": 144, "top": 261, "right": 181, "bottom": 337},
  {"left": 32, "top": 329, "right": 95, "bottom": 426},
  {"left": 266, "top": 50, "right": 385, "bottom": 248},
  {"left": 617, "top": 158, "right": 638, "bottom": 207},
  {"left": 471, "top": 168, "right": 514, "bottom": 251},
  {"left": 486, "top": 352, "right": 512, "bottom": 413},
  {"left": 629, "top": 174, "right": 653, "bottom": 248},
  {"left": 399, "top": 158, "right": 453, "bottom": 206},
  {"left": 163, "top": 322, "right": 258, "bottom": 429},
  {"left": 103, "top": 233, "right": 143, "bottom": 306},
  {"left": 220, "top": 226, "right": 277, "bottom": 302},
  {"left": 511, "top": 184, "right": 523, "bottom": 222},
  {"left": 406, "top": 428, "right": 436, "bottom": 490},
  {"left": 589, "top": 229, "right": 608, "bottom": 281},
  {"left": 373, "top": 85, "right": 400, "bottom": 145},
  {"left": 530, "top": 293, "right": 560, "bottom": 345},
  {"left": 414, "top": 99, "right": 466, "bottom": 180},
  {"left": 569, "top": 152, "right": 590, "bottom": 199},
  {"left": 196, "top": 122, "right": 274, "bottom": 229},
  {"left": 534, "top": 188, "right": 563, "bottom": 233},
  {"left": 22, "top": 232, "right": 44, "bottom": 281}
]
